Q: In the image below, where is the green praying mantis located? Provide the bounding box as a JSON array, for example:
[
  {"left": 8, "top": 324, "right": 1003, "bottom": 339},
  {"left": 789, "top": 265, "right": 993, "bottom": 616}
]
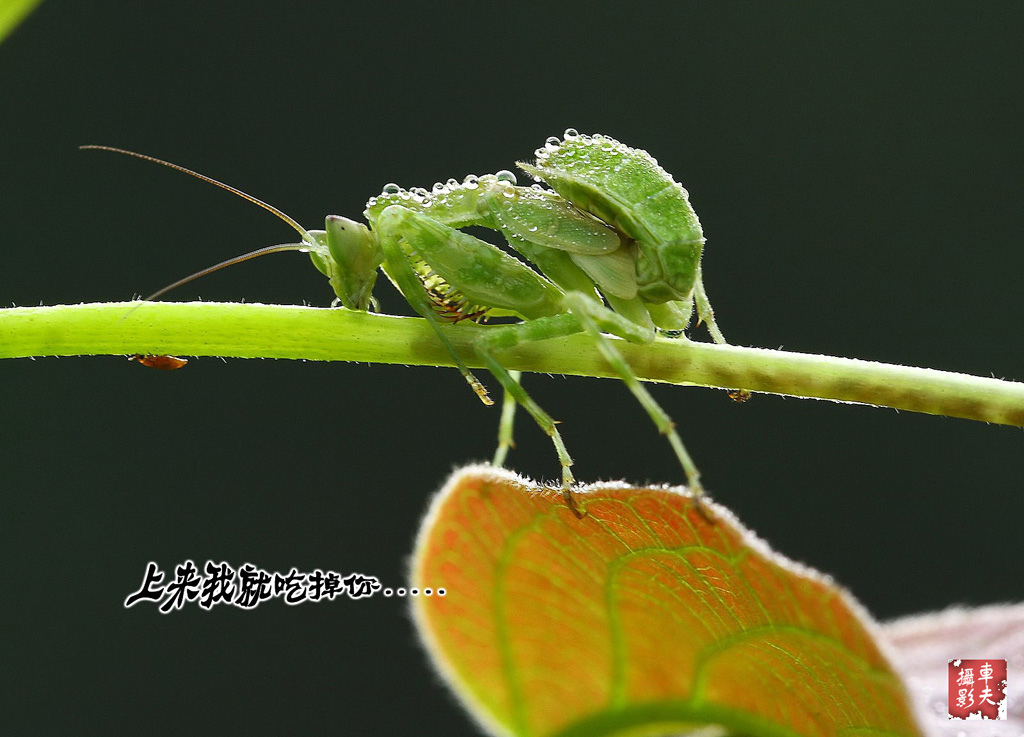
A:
[{"left": 83, "top": 130, "right": 730, "bottom": 517}]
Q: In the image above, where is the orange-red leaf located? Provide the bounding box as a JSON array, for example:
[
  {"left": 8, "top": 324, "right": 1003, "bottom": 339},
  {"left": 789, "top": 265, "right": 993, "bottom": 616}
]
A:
[{"left": 410, "top": 466, "right": 922, "bottom": 737}]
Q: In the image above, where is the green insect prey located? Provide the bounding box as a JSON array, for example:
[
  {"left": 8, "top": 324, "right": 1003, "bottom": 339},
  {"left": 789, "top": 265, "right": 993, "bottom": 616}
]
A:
[{"left": 84, "top": 130, "right": 729, "bottom": 517}]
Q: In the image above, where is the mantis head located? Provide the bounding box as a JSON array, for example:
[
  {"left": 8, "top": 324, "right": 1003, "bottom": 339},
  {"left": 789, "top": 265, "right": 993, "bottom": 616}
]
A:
[{"left": 315, "top": 215, "right": 382, "bottom": 312}]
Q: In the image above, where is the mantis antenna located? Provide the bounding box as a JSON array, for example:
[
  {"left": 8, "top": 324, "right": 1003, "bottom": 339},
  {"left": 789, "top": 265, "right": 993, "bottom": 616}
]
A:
[
  {"left": 79, "top": 145, "right": 316, "bottom": 301},
  {"left": 138, "top": 243, "right": 312, "bottom": 301}
]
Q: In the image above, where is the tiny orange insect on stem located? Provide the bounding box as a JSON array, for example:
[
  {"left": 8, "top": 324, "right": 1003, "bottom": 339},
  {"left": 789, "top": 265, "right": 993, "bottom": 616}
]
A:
[
  {"left": 129, "top": 354, "right": 188, "bottom": 370},
  {"left": 728, "top": 388, "right": 752, "bottom": 403}
]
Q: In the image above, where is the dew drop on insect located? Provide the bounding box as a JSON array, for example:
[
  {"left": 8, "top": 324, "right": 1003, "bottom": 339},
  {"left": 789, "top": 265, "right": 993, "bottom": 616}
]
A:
[
  {"left": 463, "top": 174, "right": 479, "bottom": 189},
  {"left": 563, "top": 128, "right": 578, "bottom": 139},
  {"left": 382, "top": 183, "right": 400, "bottom": 195},
  {"left": 495, "top": 169, "right": 517, "bottom": 185}
]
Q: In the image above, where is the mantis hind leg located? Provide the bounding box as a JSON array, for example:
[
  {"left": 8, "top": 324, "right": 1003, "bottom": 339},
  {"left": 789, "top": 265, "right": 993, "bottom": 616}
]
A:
[
  {"left": 475, "top": 297, "right": 709, "bottom": 515},
  {"left": 474, "top": 313, "right": 587, "bottom": 516},
  {"left": 492, "top": 370, "right": 521, "bottom": 469},
  {"left": 560, "top": 292, "right": 707, "bottom": 503}
]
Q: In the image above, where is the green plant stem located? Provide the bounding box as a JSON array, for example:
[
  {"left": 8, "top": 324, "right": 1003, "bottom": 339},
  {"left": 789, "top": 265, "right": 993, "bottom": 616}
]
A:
[
  {"left": 3, "top": 301, "right": 1024, "bottom": 428},
  {"left": 0, "top": 0, "right": 43, "bottom": 44}
]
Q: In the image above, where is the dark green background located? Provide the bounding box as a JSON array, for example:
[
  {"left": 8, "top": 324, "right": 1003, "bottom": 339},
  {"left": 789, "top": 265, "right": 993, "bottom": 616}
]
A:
[{"left": 2, "top": 2, "right": 1022, "bottom": 733}]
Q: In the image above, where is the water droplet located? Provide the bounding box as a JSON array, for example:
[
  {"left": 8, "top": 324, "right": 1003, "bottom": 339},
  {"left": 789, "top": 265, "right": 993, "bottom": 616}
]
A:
[
  {"left": 545, "top": 136, "right": 560, "bottom": 150},
  {"left": 528, "top": 225, "right": 538, "bottom": 232},
  {"left": 501, "top": 186, "right": 515, "bottom": 198},
  {"left": 463, "top": 174, "right": 479, "bottom": 189},
  {"left": 495, "top": 169, "right": 517, "bottom": 185},
  {"left": 446, "top": 178, "right": 458, "bottom": 188},
  {"left": 382, "top": 183, "right": 400, "bottom": 195},
  {"left": 432, "top": 182, "right": 447, "bottom": 194},
  {"left": 411, "top": 187, "right": 428, "bottom": 197},
  {"left": 563, "top": 128, "right": 579, "bottom": 139},
  {"left": 367, "top": 196, "right": 378, "bottom": 207}
]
